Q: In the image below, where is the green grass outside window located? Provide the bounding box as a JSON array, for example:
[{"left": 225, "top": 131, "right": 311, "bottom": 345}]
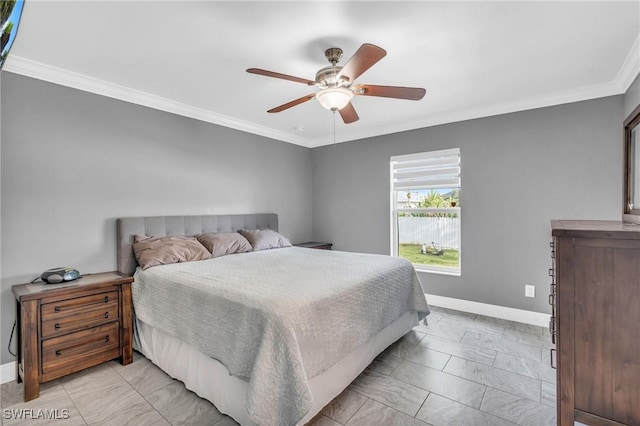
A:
[{"left": 399, "top": 244, "right": 459, "bottom": 268}]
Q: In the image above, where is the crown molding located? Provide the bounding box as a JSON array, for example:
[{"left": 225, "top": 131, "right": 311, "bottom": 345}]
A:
[
  {"left": 307, "top": 80, "right": 624, "bottom": 148},
  {"left": 615, "top": 34, "right": 640, "bottom": 92},
  {"left": 4, "top": 49, "right": 638, "bottom": 149},
  {"left": 2, "top": 56, "right": 314, "bottom": 148}
]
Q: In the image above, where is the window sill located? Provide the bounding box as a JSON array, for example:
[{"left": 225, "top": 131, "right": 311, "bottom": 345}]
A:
[{"left": 413, "top": 265, "right": 461, "bottom": 277}]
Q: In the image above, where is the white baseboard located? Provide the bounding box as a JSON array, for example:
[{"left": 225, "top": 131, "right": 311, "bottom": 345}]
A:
[
  {"left": 426, "top": 294, "right": 550, "bottom": 328},
  {"left": 1, "top": 361, "right": 16, "bottom": 384}
]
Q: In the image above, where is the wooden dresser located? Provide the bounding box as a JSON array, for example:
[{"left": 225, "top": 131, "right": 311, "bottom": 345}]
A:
[
  {"left": 12, "top": 271, "right": 133, "bottom": 401},
  {"left": 550, "top": 220, "right": 640, "bottom": 426}
]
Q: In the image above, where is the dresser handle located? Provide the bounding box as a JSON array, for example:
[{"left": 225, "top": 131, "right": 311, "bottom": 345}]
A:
[
  {"left": 550, "top": 241, "right": 555, "bottom": 249},
  {"left": 55, "top": 350, "right": 61, "bottom": 357},
  {"left": 104, "top": 312, "right": 109, "bottom": 319},
  {"left": 54, "top": 306, "right": 61, "bottom": 312},
  {"left": 105, "top": 335, "right": 110, "bottom": 343},
  {"left": 104, "top": 296, "right": 109, "bottom": 303},
  {"left": 54, "top": 323, "right": 61, "bottom": 330},
  {"left": 548, "top": 268, "right": 554, "bottom": 277},
  {"left": 548, "top": 294, "right": 555, "bottom": 306},
  {"left": 550, "top": 348, "right": 556, "bottom": 369}
]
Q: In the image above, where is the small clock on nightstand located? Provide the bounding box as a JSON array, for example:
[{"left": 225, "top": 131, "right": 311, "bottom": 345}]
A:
[{"left": 293, "top": 241, "right": 333, "bottom": 250}]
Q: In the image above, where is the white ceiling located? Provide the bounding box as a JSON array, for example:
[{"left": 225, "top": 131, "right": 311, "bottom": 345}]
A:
[{"left": 5, "top": 1, "right": 640, "bottom": 148}]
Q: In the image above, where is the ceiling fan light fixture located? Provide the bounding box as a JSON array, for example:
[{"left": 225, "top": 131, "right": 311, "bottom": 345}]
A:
[{"left": 315, "top": 87, "right": 353, "bottom": 111}]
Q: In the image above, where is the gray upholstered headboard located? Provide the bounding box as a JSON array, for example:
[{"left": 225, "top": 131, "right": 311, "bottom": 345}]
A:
[{"left": 117, "top": 214, "right": 278, "bottom": 275}]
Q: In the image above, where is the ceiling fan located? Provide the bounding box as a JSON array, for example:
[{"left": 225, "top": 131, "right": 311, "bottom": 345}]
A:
[{"left": 246, "top": 43, "right": 426, "bottom": 124}]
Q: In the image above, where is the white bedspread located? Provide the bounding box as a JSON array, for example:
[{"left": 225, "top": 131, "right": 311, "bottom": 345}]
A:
[{"left": 133, "top": 247, "right": 429, "bottom": 426}]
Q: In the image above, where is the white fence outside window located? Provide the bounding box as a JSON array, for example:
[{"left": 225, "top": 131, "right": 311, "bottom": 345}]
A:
[{"left": 398, "top": 216, "right": 460, "bottom": 249}]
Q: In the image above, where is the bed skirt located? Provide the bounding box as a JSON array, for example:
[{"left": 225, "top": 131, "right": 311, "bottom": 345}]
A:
[{"left": 133, "top": 311, "right": 419, "bottom": 425}]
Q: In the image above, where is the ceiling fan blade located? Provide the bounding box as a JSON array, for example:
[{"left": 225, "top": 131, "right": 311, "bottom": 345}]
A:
[
  {"left": 353, "top": 84, "right": 426, "bottom": 100},
  {"left": 339, "top": 102, "right": 359, "bottom": 124},
  {"left": 336, "top": 43, "right": 387, "bottom": 83},
  {"left": 267, "top": 94, "right": 316, "bottom": 113},
  {"left": 247, "top": 68, "right": 316, "bottom": 86}
]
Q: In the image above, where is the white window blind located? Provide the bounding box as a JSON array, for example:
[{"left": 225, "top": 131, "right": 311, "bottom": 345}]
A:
[{"left": 391, "top": 148, "right": 460, "bottom": 191}]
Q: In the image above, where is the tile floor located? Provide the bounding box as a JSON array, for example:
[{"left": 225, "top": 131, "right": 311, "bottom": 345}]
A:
[{"left": 1, "top": 306, "right": 556, "bottom": 425}]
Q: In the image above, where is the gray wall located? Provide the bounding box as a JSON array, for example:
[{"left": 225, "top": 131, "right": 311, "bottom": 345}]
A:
[
  {"left": 0, "top": 73, "right": 313, "bottom": 364},
  {"left": 625, "top": 73, "right": 640, "bottom": 119},
  {"left": 312, "top": 96, "right": 624, "bottom": 314},
  {"left": 1, "top": 69, "right": 634, "bottom": 365}
]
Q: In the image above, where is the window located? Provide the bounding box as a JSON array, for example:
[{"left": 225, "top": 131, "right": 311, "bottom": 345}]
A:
[{"left": 390, "top": 148, "right": 461, "bottom": 275}]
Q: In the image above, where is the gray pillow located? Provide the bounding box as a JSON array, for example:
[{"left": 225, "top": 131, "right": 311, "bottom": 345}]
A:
[
  {"left": 238, "top": 229, "right": 292, "bottom": 251},
  {"left": 133, "top": 235, "right": 211, "bottom": 270},
  {"left": 196, "top": 232, "right": 253, "bottom": 258}
]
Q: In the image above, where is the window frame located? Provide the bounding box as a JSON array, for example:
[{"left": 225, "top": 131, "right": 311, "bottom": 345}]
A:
[{"left": 390, "top": 148, "right": 461, "bottom": 276}]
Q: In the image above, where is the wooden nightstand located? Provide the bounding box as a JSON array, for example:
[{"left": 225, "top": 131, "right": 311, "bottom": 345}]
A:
[
  {"left": 12, "top": 271, "right": 133, "bottom": 402},
  {"left": 294, "top": 241, "right": 333, "bottom": 250}
]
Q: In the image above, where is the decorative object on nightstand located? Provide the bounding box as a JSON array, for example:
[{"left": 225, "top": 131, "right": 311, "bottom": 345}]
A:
[
  {"left": 294, "top": 241, "right": 333, "bottom": 250},
  {"left": 12, "top": 271, "right": 134, "bottom": 402}
]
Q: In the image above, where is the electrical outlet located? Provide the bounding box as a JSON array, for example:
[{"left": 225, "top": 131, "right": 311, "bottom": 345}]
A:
[{"left": 525, "top": 285, "right": 536, "bottom": 298}]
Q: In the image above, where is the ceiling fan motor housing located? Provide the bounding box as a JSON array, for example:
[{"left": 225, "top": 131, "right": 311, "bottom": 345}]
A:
[
  {"left": 315, "top": 50, "right": 353, "bottom": 111},
  {"left": 316, "top": 47, "right": 350, "bottom": 88},
  {"left": 315, "top": 66, "right": 347, "bottom": 88}
]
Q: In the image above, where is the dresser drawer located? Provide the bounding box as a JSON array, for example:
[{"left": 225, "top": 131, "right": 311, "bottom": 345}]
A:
[
  {"left": 41, "top": 291, "right": 119, "bottom": 338},
  {"left": 41, "top": 322, "right": 120, "bottom": 380}
]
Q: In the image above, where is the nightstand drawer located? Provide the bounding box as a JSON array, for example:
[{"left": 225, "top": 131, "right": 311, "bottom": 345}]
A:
[
  {"left": 42, "top": 322, "right": 120, "bottom": 380},
  {"left": 41, "top": 290, "right": 118, "bottom": 320},
  {"left": 41, "top": 291, "right": 119, "bottom": 338}
]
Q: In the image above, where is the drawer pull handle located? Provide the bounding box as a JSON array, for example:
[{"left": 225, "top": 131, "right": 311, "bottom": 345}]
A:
[
  {"left": 104, "top": 312, "right": 109, "bottom": 319},
  {"left": 550, "top": 241, "right": 555, "bottom": 249},
  {"left": 548, "top": 268, "right": 554, "bottom": 277},
  {"left": 548, "top": 294, "right": 555, "bottom": 306},
  {"left": 550, "top": 348, "right": 556, "bottom": 369},
  {"left": 50, "top": 294, "right": 112, "bottom": 315},
  {"left": 54, "top": 336, "right": 111, "bottom": 358},
  {"left": 54, "top": 323, "right": 61, "bottom": 330}
]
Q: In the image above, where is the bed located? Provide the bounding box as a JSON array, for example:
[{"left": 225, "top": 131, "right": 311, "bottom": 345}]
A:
[{"left": 117, "top": 214, "right": 429, "bottom": 426}]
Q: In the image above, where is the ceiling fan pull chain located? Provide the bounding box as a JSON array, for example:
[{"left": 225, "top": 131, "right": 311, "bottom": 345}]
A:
[{"left": 333, "top": 110, "right": 337, "bottom": 146}]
